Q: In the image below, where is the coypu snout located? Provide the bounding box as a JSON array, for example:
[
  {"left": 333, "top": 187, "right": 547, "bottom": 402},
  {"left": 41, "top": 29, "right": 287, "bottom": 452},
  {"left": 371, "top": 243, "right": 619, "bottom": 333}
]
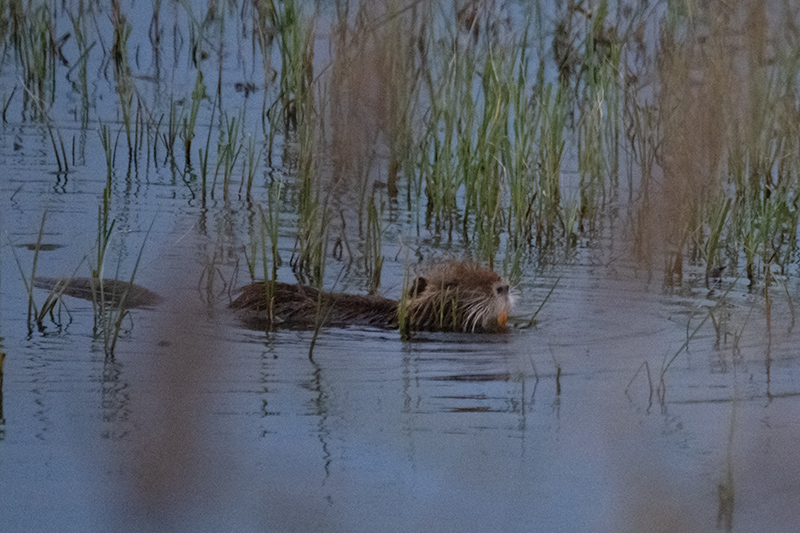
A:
[{"left": 492, "top": 281, "right": 512, "bottom": 328}]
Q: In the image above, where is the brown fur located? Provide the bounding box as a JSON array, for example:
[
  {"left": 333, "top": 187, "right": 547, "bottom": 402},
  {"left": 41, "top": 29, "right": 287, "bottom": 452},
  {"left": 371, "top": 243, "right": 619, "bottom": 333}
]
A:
[
  {"left": 31, "top": 263, "right": 515, "bottom": 333},
  {"left": 231, "top": 261, "right": 515, "bottom": 333},
  {"left": 229, "top": 281, "right": 398, "bottom": 330},
  {"left": 33, "top": 277, "right": 163, "bottom": 309},
  {"left": 405, "top": 261, "right": 514, "bottom": 333}
]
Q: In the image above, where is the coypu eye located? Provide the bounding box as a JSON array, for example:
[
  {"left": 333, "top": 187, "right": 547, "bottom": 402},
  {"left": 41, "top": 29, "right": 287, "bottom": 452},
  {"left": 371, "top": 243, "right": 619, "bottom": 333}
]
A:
[{"left": 495, "top": 284, "right": 509, "bottom": 295}]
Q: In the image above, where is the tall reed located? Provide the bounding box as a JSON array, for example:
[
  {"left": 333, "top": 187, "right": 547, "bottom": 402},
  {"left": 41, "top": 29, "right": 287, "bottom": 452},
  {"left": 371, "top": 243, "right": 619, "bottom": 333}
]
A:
[
  {"left": 110, "top": 0, "right": 134, "bottom": 156},
  {"left": 11, "top": 1, "right": 56, "bottom": 112},
  {"left": 182, "top": 71, "right": 207, "bottom": 168},
  {"left": 262, "top": 0, "right": 316, "bottom": 133},
  {"left": 212, "top": 110, "right": 243, "bottom": 200},
  {"left": 250, "top": 181, "right": 282, "bottom": 328},
  {"left": 364, "top": 194, "right": 384, "bottom": 294}
]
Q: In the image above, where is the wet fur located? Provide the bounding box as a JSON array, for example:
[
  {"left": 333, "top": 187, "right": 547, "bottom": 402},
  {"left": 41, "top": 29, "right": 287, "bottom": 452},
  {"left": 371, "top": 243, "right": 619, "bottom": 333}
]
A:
[
  {"left": 33, "top": 277, "right": 163, "bottom": 309},
  {"left": 231, "top": 261, "right": 515, "bottom": 333},
  {"left": 32, "top": 262, "right": 515, "bottom": 333},
  {"left": 405, "top": 261, "right": 515, "bottom": 333},
  {"left": 230, "top": 281, "right": 398, "bottom": 330}
]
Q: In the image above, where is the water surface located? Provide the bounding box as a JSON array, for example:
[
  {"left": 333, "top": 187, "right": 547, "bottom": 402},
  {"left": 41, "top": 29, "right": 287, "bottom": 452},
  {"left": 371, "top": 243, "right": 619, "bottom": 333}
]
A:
[{"left": 2, "top": 2, "right": 800, "bottom": 532}]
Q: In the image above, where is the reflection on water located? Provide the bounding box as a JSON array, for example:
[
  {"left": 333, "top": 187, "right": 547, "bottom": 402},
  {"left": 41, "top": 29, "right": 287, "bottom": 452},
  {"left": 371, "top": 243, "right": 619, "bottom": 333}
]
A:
[
  {"left": 100, "top": 356, "right": 129, "bottom": 440},
  {"left": 15, "top": 243, "right": 64, "bottom": 251}
]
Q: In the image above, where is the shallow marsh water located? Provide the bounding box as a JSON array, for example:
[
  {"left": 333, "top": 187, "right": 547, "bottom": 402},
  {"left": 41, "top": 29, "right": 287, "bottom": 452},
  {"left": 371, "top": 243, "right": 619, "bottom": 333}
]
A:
[
  {"left": 2, "top": 1, "right": 800, "bottom": 532},
  {"left": 3, "top": 227, "right": 800, "bottom": 531}
]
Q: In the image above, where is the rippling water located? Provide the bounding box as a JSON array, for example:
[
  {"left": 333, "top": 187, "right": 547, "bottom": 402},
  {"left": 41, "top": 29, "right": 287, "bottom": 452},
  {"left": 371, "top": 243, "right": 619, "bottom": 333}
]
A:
[{"left": 3, "top": 233, "right": 800, "bottom": 532}]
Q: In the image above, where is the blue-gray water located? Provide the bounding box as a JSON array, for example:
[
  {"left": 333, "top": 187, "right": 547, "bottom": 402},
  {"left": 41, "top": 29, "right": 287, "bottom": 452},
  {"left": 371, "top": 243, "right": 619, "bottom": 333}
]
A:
[{"left": 3, "top": 241, "right": 799, "bottom": 531}]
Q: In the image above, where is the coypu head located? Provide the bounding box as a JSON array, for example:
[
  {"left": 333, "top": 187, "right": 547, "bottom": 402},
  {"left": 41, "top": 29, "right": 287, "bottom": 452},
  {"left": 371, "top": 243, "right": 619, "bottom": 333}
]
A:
[{"left": 405, "top": 261, "right": 515, "bottom": 333}]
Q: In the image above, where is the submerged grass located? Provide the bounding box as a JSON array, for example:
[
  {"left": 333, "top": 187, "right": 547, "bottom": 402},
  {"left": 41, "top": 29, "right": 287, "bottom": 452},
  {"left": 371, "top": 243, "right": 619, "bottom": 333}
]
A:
[
  {"left": 91, "top": 217, "right": 157, "bottom": 356},
  {"left": 241, "top": 180, "right": 283, "bottom": 328}
]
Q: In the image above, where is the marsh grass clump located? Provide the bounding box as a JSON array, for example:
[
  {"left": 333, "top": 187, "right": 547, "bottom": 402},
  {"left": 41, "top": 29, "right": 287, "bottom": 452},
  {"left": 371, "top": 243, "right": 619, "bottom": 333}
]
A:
[
  {"left": 239, "top": 181, "right": 283, "bottom": 327},
  {"left": 627, "top": 1, "right": 800, "bottom": 290},
  {"left": 10, "top": 1, "right": 57, "bottom": 112},
  {"left": 109, "top": 0, "right": 136, "bottom": 158},
  {"left": 212, "top": 110, "right": 243, "bottom": 200},
  {"left": 241, "top": 0, "right": 800, "bottom": 298},
  {"left": 30, "top": 272, "right": 163, "bottom": 356},
  {"left": 91, "top": 217, "right": 158, "bottom": 355},
  {"left": 261, "top": 0, "right": 316, "bottom": 136}
]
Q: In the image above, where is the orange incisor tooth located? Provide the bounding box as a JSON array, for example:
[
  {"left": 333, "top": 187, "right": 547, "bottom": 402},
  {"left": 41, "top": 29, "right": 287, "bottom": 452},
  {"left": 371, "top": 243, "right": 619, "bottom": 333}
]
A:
[{"left": 498, "top": 310, "right": 508, "bottom": 327}]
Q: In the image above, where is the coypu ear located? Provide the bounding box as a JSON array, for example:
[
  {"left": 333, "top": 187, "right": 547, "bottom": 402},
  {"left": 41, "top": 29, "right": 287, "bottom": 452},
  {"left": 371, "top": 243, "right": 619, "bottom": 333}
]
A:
[{"left": 408, "top": 276, "right": 428, "bottom": 298}]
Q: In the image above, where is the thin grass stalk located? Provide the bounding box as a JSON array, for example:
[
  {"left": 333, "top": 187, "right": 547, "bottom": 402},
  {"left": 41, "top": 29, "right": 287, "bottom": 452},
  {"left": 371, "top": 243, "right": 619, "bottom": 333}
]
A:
[
  {"left": 253, "top": 0, "right": 276, "bottom": 150},
  {"left": 365, "top": 194, "right": 384, "bottom": 295},
  {"left": 258, "top": 209, "right": 275, "bottom": 328},
  {"left": 99, "top": 123, "right": 114, "bottom": 179},
  {"left": 241, "top": 136, "right": 263, "bottom": 200},
  {"left": 162, "top": 98, "right": 180, "bottom": 166},
  {"left": 110, "top": 0, "right": 133, "bottom": 156},
  {"left": 26, "top": 211, "right": 48, "bottom": 328},
  {"left": 536, "top": 83, "right": 567, "bottom": 244},
  {"left": 507, "top": 55, "right": 541, "bottom": 249},
  {"left": 701, "top": 196, "right": 731, "bottom": 282},
  {"left": 106, "top": 217, "right": 157, "bottom": 355},
  {"left": 67, "top": 6, "right": 91, "bottom": 130},
  {"left": 182, "top": 70, "right": 207, "bottom": 168}
]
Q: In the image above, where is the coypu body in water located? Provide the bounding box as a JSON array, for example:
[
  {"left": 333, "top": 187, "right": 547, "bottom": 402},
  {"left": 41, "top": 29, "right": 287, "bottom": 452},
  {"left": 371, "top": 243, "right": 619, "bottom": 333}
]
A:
[
  {"left": 33, "top": 261, "right": 515, "bottom": 333},
  {"left": 32, "top": 277, "right": 163, "bottom": 309},
  {"left": 231, "top": 261, "right": 515, "bottom": 333},
  {"left": 229, "top": 282, "right": 399, "bottom": 330}
]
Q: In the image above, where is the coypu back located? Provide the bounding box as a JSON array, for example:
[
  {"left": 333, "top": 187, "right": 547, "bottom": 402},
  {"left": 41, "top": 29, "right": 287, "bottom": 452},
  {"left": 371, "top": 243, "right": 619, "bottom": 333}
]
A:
[
  {"left": 230, "top": 281, "right": 398, "bottom": 330},
  {"left": 404, "top": 261, "right": 514, "bottom": 333},
  {"left": 33, "top": 277, "right": 163, "bottom": 309}
]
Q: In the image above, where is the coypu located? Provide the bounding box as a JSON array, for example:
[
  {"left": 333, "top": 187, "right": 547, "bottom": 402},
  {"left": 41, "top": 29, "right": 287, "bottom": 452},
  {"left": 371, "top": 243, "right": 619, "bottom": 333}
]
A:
[
  {"left": 33, "top": 261, "right": 515, "bottom": 333},
  {"left": 231, "top": 260, "right": 515, "bottom": 333},
  {"left": 32, "top": 277, "right": 164, "bottom": 309}
]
